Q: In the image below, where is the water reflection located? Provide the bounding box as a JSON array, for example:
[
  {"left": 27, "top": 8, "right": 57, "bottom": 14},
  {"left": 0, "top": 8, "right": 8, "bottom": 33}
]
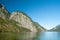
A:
[
  {"left": 0, "top": 32, "right": 60, "bottom": 40},
  {"left": 0, "top": 32, "right": 37, "bottom": 40}
]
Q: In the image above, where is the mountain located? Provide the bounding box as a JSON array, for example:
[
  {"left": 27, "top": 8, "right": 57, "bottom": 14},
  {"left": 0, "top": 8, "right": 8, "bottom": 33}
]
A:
[
  {"left": 0, "top": 4, "right": 46, "bottom": 32},
  {"left": 0, "top": 4, "right": 10, "bottom": 19},
  {"left": 49, "top": 25, "right": 60, "bottom": 31}
]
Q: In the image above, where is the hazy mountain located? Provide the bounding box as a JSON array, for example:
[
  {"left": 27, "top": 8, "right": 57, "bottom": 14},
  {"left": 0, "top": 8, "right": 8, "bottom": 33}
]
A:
[
  {"left": 49, "top": 25, "right": 60, "bottom": 31},
  {"left": 0, "top": 4, "right": 46, "bottom": 32}
]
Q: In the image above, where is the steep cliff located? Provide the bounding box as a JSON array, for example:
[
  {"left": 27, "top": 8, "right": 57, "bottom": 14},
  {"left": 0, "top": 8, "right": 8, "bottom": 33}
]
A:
[
  {"left": 10, "top": 11, "right": 37, "bottom": 32},
  {"left": 0, "top": 4, "right": 46, "bottom": 32}
]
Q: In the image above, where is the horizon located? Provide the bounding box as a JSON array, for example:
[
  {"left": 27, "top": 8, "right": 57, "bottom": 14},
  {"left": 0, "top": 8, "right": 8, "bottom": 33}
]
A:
[{"left": 0, "top": 0, "right": 60, "bottom": 30}]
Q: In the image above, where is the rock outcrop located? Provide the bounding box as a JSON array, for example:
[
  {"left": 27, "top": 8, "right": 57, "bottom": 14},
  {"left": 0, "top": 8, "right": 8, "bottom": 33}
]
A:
[
  {"left": 10, "top": 11, "right": 37, "bottom": 32},
  {"left": 0, "top": 4, "right": 10, "bottom": 19}
]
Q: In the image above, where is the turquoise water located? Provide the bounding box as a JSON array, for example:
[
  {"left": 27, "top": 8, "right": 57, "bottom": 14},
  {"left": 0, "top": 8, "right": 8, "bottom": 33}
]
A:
[
  {"left": 39, "top": 32, "right": 60, "bottom": 40},
  {"left": 0, "top": 32, "right": 60, "bottom": 40}
]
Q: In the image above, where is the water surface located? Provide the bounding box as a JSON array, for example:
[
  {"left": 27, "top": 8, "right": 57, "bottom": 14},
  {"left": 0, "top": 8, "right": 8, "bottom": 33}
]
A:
[{"left": 0, "top": 32, "right": 60, "bottom": 40}]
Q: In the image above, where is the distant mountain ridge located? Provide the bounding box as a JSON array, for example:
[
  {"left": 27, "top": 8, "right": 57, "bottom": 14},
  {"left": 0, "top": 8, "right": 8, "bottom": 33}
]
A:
[
  {"left": 49, "top": 24, "right": 60, "bottom": 31},
  {"left": 0, "top": 4, "right": 46, "bottom": 32}
]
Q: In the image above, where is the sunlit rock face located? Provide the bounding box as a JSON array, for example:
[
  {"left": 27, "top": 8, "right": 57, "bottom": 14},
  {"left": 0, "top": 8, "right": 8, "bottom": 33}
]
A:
[
  {"left": 10, "top": 11, "right": 37, "bottom": 32},
  {"left": 0, "top": 4, "right": 10, "bottom": 19}
]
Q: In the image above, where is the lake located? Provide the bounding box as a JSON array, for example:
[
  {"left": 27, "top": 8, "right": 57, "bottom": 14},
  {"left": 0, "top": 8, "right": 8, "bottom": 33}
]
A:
[{"left": 0, "top": 32, "right": 60, "bottom": 40}]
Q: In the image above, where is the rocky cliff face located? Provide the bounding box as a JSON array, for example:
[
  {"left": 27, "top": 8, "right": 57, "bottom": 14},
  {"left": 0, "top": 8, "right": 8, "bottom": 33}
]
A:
[
  {"left": 10, "top": 11, "right": 37, "bottom": 32},
  {"left": 0, "top": 4, "right": 46, "bottom": 32}
]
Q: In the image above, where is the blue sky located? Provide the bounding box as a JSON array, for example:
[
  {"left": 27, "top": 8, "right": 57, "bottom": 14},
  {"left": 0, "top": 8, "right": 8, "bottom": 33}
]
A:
[{"left": 0, "top": 0, "right": 60, "bottom": 30}]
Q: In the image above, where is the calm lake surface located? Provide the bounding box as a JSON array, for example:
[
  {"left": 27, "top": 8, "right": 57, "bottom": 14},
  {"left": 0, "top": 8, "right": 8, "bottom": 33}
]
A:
[{"left": 0, "top": 32, "right": 60, "bottom": 40}]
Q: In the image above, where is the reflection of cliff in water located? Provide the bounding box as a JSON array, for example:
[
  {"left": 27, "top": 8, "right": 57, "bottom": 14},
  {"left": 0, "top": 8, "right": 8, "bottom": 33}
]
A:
[{"left": 0, "top": 32, "right": 39, "bottom": 40}]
